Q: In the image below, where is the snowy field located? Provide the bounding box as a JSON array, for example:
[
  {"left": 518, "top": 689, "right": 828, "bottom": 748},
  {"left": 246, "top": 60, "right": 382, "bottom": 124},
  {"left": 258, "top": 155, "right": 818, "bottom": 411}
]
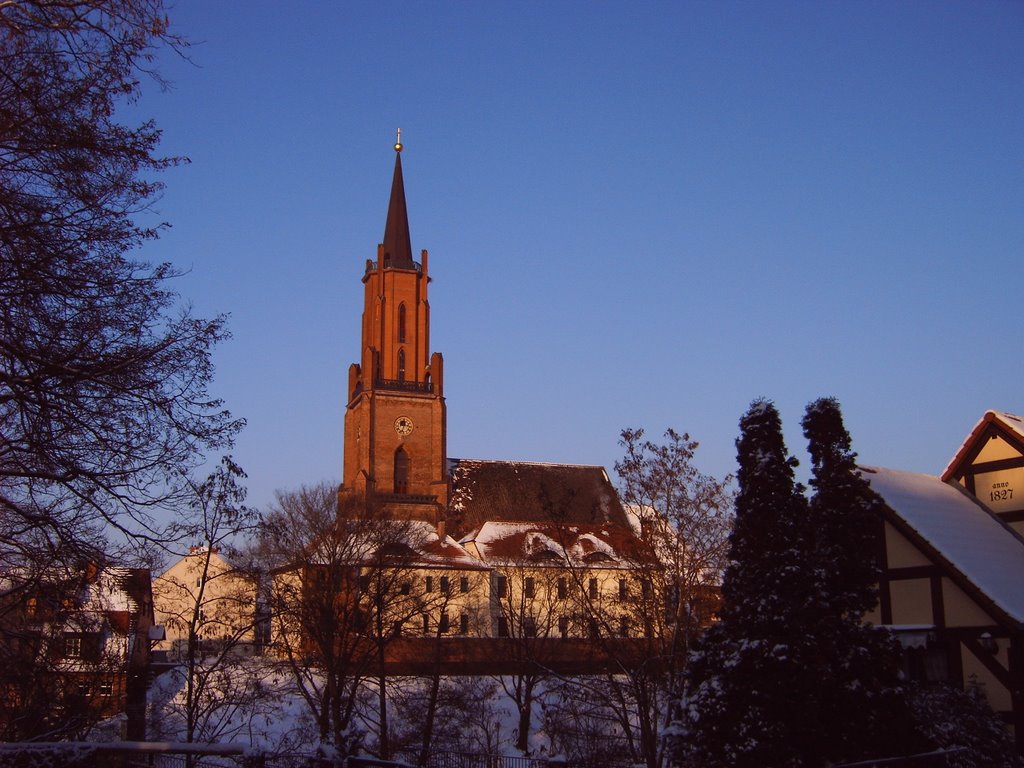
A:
[{"left": 143, "top": 658, "right": 645, "bottom": 767}]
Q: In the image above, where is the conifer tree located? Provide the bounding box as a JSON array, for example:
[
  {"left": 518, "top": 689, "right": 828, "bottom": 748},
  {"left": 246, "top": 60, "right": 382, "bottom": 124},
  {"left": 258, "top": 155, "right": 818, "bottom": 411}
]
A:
[
  {"left": 679, "top": 399, "right": 924, "bottom": 767},
  {"left": 679, "top": 400, "right": 816, "bottom": 768},
  {"left": 800, "top": 398, "right": 918, "bottom": 762},
  {"left": 802, "top": 397, "right": 884, "bottom": 619}
]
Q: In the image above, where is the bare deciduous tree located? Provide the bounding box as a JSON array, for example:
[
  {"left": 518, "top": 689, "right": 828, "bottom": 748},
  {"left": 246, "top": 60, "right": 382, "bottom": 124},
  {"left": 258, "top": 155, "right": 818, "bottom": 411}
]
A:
[
  {"left": 153, "top": 457, "right": 262, "bottom": 745},
  {"left": 264, "top": 484, "right": 434, "bottom": 764},
  {"left": 488, "top": 561, "right": 564, "bottom": 754},
  {"left": 1, "top": 3, "right": 239, "bottom": 738},
  {"left": 0, "top": 0, "right": 241, "bottom": 568},
  {"left": 616, "top": 428, "right": 733, "bottom": 658},
  {"left": 545, "top": 427, "right": 733, "bottom": 768}
]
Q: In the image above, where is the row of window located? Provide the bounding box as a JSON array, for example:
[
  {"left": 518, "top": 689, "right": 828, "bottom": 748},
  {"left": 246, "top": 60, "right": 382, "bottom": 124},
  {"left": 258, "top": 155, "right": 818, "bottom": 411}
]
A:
[
  {"left": 497, "top": 614, "right": 643, "bottom": 639},
  {"left": 496, "top": 576, "right": 646, "bottom": 601},
  {"left": 423, "top": 575, "right": 471, "bottom": 594},
  {"left": 354, "top": 574, "right": 650, "bottom": 600},
  {"left": 403, "top": 612, "right": 643, "bottom": 638},
  {"left": 358, "top": 574, "right": 473, "bottom": 595},
  {"left": 420, "top": 612, "right": 471, "bottom": 635}
]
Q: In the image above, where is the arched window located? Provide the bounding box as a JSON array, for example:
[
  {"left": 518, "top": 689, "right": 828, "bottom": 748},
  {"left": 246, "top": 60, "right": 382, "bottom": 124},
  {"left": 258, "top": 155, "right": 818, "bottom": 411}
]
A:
[
  {"left": 394, "top": 448, "right": 410, "bottom": 494},
  {"left": 397, "top": 348, "right": 406, "bottom": 382},
  {"left": 398, "top": 303, "right": 407, "bottom": 343}
]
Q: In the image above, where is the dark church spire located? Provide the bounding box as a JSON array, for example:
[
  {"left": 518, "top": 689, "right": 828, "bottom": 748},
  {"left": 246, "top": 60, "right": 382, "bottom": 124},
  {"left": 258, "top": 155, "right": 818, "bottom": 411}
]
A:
[{"left": 381, "top": 130, "right": 415, "bottom": 269}]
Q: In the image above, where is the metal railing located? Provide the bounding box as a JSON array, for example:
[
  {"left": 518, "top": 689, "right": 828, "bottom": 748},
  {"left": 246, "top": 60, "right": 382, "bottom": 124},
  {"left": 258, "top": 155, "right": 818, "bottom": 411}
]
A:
[
  {"left": 834, "top": 749, "right": 966, "bottom": 768},
  {"left": 0, "top": 742, "right": 264, "bottom": 768},
  {"left": 375, "top": 378, "right": 433, "bottom": 394},
  {"left": 372, "top": 492, "right": 438, "bottom": 505},
  {"left": 392, "top": 752, "right": 566, "bottom": 768},
  {"left": 365, "top": 260, "right": 422, "bottom": 274}
]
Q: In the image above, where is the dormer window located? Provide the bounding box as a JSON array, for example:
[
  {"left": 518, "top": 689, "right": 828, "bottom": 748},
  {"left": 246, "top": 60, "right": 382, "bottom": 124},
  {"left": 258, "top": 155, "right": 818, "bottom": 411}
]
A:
[{"left": 379, "top": 542, "right": 416, "bottom": 560}]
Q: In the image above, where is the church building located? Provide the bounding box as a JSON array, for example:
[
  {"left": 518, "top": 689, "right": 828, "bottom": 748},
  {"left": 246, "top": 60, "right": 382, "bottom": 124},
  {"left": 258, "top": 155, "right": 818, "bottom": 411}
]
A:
[
  {"left": 327, "top": 136, "right": 650, "bottom": 659},
  {"left": 338, "top": 137, "right": 632, "bottom": 542}
]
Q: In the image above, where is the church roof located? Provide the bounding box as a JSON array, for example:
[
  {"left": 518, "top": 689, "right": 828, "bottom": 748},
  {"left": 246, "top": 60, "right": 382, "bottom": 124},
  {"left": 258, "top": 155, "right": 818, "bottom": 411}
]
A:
[
  {"left": 862, "top": 465, "right": 1024, "bottom": 626},
  {"left": 381, "top": 147, "right": 415, "bottom": 269},
  {"left": 446, "top": 459, "right": 631, "bottom": 536}
]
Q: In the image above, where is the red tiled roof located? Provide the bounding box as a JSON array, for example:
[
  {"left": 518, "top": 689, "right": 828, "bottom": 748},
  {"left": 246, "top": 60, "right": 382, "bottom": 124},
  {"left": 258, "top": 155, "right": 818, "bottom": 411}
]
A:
[{"left": 447, "top": 459, "right": 630, "bottom": 537}]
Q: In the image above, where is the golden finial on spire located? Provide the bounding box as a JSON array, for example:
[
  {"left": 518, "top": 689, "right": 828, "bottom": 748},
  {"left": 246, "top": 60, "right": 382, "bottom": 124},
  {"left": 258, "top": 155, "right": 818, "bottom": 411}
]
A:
[{"left": 394, "top": 128, "right": 403, "bottom": 152}]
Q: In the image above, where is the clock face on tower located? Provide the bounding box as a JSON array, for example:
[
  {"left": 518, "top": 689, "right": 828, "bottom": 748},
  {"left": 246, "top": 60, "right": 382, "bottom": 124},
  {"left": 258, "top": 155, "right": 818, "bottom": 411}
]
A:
[{"left": 394, "top": 416, "right": 414, "bottom": 437}]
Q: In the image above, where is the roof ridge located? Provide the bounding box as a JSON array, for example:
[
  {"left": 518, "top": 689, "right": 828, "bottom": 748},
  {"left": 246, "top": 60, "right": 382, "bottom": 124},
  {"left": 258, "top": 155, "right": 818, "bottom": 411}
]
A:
[{"left": 449, "top": 457, "right": 607, "bottom": 470}]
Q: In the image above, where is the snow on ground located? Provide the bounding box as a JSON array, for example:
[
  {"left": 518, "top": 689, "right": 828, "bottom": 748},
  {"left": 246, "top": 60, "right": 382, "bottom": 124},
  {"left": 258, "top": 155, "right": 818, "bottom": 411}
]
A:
[
  {"left": 144, "top": 657, "right": 639, "bottom": 763},
  {"left": 147, "top": 658, "right": 317, "bottom": 758}
]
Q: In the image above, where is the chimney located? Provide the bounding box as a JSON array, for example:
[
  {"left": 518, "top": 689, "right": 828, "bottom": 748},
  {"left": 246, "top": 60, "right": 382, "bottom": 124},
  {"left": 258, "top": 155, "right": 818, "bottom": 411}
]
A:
[{"left": 436, "top": 519, "right": 446, "bottom": 541}]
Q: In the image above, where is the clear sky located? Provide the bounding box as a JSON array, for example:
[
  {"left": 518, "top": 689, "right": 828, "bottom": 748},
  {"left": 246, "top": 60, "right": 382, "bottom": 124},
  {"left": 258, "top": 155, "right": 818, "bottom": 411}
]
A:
[{"left": 131, "top": 1, "right": 1024, "bottom": 512}]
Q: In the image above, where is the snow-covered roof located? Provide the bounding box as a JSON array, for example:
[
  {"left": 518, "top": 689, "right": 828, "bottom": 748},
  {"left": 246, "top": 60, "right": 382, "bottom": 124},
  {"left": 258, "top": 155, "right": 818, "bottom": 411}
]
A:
[
  {"left": 80, "top": 567, "right": 141, "bottom": 614},
  {"left": 861, "top": 465, "right": 1024, "bottom": 625},
  {"left": 461, "top": 520, "right": 647, "bottom": 567},
  {"left": 302, "top": 519, "right": 486, "bottom": 571},
  {"left": 406, "top": 521, "right": 489, "bottom": 569},
  {"left": 941, "top": 410, "right": 1024, "bottom": 482},
  {"left": 0, "top": 564, "right": 151, "bottom": 636}
]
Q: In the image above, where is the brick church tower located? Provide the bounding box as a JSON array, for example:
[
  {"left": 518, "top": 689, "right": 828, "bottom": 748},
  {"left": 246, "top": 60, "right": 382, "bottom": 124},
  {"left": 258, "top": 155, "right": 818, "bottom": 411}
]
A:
[{"left": 340, "top": 135, "right": 448, "bottom": 522}]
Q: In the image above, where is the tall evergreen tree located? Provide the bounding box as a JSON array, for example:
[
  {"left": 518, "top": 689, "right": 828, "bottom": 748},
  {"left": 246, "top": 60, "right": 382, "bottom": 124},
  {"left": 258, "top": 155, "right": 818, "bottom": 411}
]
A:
[
  {"left": 802, "top": 397, "right": 884, "bottom": 619},
  {"left": 800, "top": 398, "right": 918, "bottom": 762},
  {"left": 678, "top": 398, "right": 924, "bottom": 767},
  {"left": 679, "top": 400, "right": 816, "bottom": 768}
]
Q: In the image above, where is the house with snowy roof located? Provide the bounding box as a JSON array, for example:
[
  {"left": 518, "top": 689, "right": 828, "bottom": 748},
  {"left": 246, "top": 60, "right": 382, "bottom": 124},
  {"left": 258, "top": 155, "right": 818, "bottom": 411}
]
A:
[
  {"left": 269, "top": 139, "right": 660, "bottom": 672},
  {"left": 153, "top": 546, "right": 264, "bottom": 661},
  {"left": 862, "top": 410, "right": 1024, "bottom": 748},
  {"left": 0, "top": 564, "right": 157, "bottom": 740}
]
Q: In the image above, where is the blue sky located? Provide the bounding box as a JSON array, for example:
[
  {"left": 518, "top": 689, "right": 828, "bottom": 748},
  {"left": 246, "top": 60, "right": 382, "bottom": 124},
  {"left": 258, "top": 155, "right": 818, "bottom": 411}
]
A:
[{"left": 133, "top": 1, "right": 1024, "bottom": 511}]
